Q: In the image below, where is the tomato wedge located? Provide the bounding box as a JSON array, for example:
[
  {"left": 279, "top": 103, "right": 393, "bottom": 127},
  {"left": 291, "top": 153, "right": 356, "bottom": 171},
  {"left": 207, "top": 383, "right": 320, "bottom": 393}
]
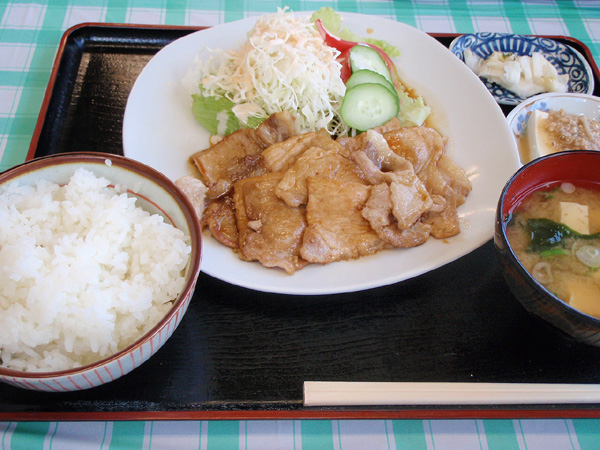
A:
[{"left": 315, "top": 19, "right": 400, "bottom": 88}]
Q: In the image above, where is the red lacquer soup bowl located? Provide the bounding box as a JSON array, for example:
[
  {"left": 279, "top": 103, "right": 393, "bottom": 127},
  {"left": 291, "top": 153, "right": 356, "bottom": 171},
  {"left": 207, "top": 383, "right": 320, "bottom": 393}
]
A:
[{"left": 495, "top": 150, "right": 600, "bottom": 347}]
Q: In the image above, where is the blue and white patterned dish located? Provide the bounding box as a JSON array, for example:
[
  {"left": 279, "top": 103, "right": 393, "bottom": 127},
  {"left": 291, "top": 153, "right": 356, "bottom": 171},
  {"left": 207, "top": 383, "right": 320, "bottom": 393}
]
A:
[{"left": 450, "top": 32, "right": 594, "bottom": 105}]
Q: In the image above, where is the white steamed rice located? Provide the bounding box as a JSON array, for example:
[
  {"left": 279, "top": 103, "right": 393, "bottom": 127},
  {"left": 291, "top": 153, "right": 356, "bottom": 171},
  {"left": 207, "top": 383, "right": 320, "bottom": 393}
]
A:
[{"left": 0, "top": 168, "right": 191, "bottom": 372}]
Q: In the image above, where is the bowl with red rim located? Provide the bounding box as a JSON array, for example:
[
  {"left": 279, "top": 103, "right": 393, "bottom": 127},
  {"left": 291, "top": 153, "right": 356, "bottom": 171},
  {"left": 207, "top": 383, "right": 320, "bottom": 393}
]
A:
[
  {"left": 495, "top": 150, "right": 600, "bottom": 346},
  {"left": 0, "top": 152, "right": 202, "bottom": 391}
]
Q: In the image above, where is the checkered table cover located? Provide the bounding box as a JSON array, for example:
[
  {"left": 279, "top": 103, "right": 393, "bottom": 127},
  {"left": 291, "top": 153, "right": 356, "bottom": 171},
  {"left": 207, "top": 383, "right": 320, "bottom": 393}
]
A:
[
  {"left": 1, "top": 1, "right": 600, "bottom": 449},
  {"left": 1, "top": 0, "right": 599, "bottom": 172}
]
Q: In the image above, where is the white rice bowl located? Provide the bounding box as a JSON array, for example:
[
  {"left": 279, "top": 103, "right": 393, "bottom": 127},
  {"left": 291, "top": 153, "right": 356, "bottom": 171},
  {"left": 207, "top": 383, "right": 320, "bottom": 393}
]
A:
[{"left": 0, "top": 166, "right": 192, "bottom": 373}]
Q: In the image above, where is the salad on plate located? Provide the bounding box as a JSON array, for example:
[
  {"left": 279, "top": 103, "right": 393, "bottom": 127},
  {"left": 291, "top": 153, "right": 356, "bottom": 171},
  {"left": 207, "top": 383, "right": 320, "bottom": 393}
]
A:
[{"left": 182, "top": 8, "right": 431, "bottom": 138}]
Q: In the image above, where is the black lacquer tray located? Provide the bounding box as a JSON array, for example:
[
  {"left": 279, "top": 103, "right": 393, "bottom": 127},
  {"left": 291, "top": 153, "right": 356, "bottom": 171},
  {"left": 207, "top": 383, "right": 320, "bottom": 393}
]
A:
[{"left": 3, "top": 24, "right": 600, "bottom": 421}]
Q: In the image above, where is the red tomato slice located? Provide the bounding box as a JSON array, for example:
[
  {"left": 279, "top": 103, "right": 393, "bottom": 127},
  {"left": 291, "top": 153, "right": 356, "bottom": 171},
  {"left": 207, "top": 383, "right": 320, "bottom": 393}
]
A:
[{"left": 315, "top": 19, "right": 401, "bottom": 88}]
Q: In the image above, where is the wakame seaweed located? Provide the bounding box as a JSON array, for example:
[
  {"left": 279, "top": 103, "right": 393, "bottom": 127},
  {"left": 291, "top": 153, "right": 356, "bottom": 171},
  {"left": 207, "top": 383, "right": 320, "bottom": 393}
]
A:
[{"left": 528, "top": 218, "right": 600, "bottom": 252}]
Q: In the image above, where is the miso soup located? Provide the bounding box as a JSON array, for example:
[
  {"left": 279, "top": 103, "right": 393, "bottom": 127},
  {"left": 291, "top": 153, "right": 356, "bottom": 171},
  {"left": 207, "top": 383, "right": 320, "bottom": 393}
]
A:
[{"left": 505, "top": 182, "right": 600, "bottom": 318}]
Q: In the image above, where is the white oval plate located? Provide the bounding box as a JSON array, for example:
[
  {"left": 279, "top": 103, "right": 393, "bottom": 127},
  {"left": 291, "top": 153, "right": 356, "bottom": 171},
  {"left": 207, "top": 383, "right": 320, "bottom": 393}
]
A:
[{"left": 123, "top": 12, "right": 520, "bottom": 295}]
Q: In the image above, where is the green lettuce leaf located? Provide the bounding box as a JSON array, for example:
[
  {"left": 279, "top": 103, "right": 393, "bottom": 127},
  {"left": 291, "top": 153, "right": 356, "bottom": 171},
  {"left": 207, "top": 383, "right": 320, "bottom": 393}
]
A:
[
  {"left": 191, "top": 94, "right": 240, "bottom": 136},
  {"left": 191, "top": 92, "right": 266, "bottom": 135},
  {"left": 244, "top": 115, "right": 266, "bottom": 129},
  {"left": 396, "top": 89, "right": 431, "bottom": 127},
  {"left": 311, "top": 7, "right": 343, "bottom": 35},
  {"left": 311, "top": 7, "right": 401, "bottom": 57}
]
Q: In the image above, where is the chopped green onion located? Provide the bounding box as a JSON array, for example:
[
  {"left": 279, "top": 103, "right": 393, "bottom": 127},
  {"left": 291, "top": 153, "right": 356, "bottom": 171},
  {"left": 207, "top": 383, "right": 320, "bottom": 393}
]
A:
[
  {"left": 575, "top": 245, "right": 600, "bottom": 268},
  {"left": 539, "top": 248, "right": 570, "bottom": 257}
]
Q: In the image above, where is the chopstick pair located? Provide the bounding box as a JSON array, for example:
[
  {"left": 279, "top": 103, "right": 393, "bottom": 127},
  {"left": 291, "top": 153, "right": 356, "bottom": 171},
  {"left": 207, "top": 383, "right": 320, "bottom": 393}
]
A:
[{"left": 303, "top": 381, "right": 600, "bottom": 406}]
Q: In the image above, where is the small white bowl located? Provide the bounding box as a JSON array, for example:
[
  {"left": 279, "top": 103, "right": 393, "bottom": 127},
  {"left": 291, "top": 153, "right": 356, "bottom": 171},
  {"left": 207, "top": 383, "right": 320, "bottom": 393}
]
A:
[
  {"left": 506, "top": 92, "right": 600, "bottom": 138},
  {"left": 450, "top": 32, "right": 595, "bottom": 105},
  {"left": 0, "top": 152, "right": 203, "bottom": 391},
  {"left": 506, "top": 92, "right": 600, "bottom": 164}
]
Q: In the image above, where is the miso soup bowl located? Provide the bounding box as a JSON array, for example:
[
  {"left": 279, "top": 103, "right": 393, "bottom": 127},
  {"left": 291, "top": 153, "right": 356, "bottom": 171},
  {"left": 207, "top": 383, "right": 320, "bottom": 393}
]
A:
[
  {"left": 0, "top": 152, "right": 203, "bottom": 391},
  {"left": 495, "top": 150, "right": 600, "bottom": 347}
]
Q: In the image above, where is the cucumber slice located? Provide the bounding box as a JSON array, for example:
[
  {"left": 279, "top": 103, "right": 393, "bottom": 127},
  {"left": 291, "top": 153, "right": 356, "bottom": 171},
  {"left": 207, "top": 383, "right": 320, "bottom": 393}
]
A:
[
  {"left": 341, "top": 83, "right": 400, "bottom": 131},
  {"left": 349, "top": 45, "right": 393, "bottom": 83},
  {"left": 346, "top": 69, "right": 397, "bottom": 97}
]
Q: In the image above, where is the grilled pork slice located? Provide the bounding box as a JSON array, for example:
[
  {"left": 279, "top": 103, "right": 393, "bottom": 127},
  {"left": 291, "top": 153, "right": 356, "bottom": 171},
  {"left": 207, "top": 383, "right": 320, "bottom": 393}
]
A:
[
  {"left": 337, "top": 118, "right": 404, "bottom": 152},
  {"left": 275, "top": 144, "right": 366, "bottom": 208},
  {"left": 233, "top": 173, "right": 308, "bottom": 274},
  {"left": 348, "top": 126, "right": 470, "bottom": 241},
  {"left": 423, "top": 185, "right": 461, "bottom": 239},
  {"left": 254, "top": 110, "right": 297, "bottom": 147},
  {"left": 349, "top": 131, "right": 433, "bottom": 231},
  {"left": 388, "top": 176, "right": 432, "bottom": 231},
  {"left": 190, "top": 111, "right": 296, "bottom": 199},
  {"left": 201, "top": 196, "right": 238, "bottom": 248},
  {"left": 362, "top": 183, "right": 432, "bottom": 247},
  {"left": 262, "top": 132, "right": 317, "bottom": 173},
  {"left": 383, "top": 126, "right": 447, "bottom": 175},
  {"left": 262, "top": 129, "right": 340, "bottom": 173},
  {"left": 421, "top": 156, "right": 472, "bottom": 239},
  {"left": 175, "top": 175, "right": 208, "bottom": 219},
  {"left": 436, "top": 155, "right": 472, "bottom": 206},
  {"left": 301, "top": 177, "right": 387, "bottom": 264}
]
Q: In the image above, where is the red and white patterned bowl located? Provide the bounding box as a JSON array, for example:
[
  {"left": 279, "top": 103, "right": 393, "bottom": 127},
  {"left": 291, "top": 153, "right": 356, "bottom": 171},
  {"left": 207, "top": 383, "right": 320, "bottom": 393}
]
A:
[{"left": 0, "top": 152, "right": 202, "bottom": 391}]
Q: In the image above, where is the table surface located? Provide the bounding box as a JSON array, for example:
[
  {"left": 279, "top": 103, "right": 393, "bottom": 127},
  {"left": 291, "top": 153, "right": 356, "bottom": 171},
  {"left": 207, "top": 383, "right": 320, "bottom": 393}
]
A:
[{"left": 1, "top": 0, "right": 600, "bottom": 449}]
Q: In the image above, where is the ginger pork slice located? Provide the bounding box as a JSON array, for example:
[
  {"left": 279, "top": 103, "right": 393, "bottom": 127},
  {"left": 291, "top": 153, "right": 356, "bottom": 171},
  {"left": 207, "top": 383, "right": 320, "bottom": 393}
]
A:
[
  {"left": 383, "top": 126, "right": 447, "bottom": 175},
  {"left": 175, "top": 175, "right": 208, "bottom": 219},
  {"left": 423, "top": 189, "right": 460, "bottom": 239},
  {"left": 275, "top": 144, "right": 366, "bottom": 208},
  {"left": 362, "top": 183, "right": 432, "bottom": 248},
  {"left": 233, "top": 172, "right": 308, "bottom": 274},
  {"left": 300, "top": 177, "right": 387, "bottom": 264},
  {"left": 201, "top": 196, "right": 238, "bottom": 249},
  {"left": 191, "top": 128, "right": 266, "bottom": 199},
  {"left": 190, "top": 111, "right": 296, "bottom": 199},
  {"left": 262, "top": 129, "right": 342, "bottom": 173},
  {"left": 262, "top": 132, "right": 318, "bottom": 173},
  {"left": 421, "top": 155, "right": 472, "bottom": 239}
]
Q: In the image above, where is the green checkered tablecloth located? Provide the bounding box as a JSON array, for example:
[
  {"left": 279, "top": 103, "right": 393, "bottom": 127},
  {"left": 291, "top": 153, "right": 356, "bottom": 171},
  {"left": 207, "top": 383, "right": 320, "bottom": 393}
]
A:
[
  {"left": 0, "top": 0, "right": 599, "bottom": 172},
  {"left": 2, "top": 418, "right": 600, "bottom": 449},
  {"left": 1, "top": 1, "right": 600, "bottom": 449}
]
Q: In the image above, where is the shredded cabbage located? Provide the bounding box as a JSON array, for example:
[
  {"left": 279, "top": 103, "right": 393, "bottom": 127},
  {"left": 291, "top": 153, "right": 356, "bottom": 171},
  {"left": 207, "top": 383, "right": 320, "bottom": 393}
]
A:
[{"left": 189, "top": 8, "right": 348, "bottom": 136}]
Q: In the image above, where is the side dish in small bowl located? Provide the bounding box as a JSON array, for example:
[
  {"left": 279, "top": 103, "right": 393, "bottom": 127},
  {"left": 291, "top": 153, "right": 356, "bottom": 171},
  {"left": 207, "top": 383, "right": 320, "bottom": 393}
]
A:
[
  {"left": 495, "top": 151, "right": 600, "bottom": 346},
  {"left": 450, "top": 32, "right": 594, "bottom": 105},
  {"left": 506, "top": 92, "right": 600, "bottom": 164},
  {"left": 0, "top": 152, "right": 203, "bottom": 391}
]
